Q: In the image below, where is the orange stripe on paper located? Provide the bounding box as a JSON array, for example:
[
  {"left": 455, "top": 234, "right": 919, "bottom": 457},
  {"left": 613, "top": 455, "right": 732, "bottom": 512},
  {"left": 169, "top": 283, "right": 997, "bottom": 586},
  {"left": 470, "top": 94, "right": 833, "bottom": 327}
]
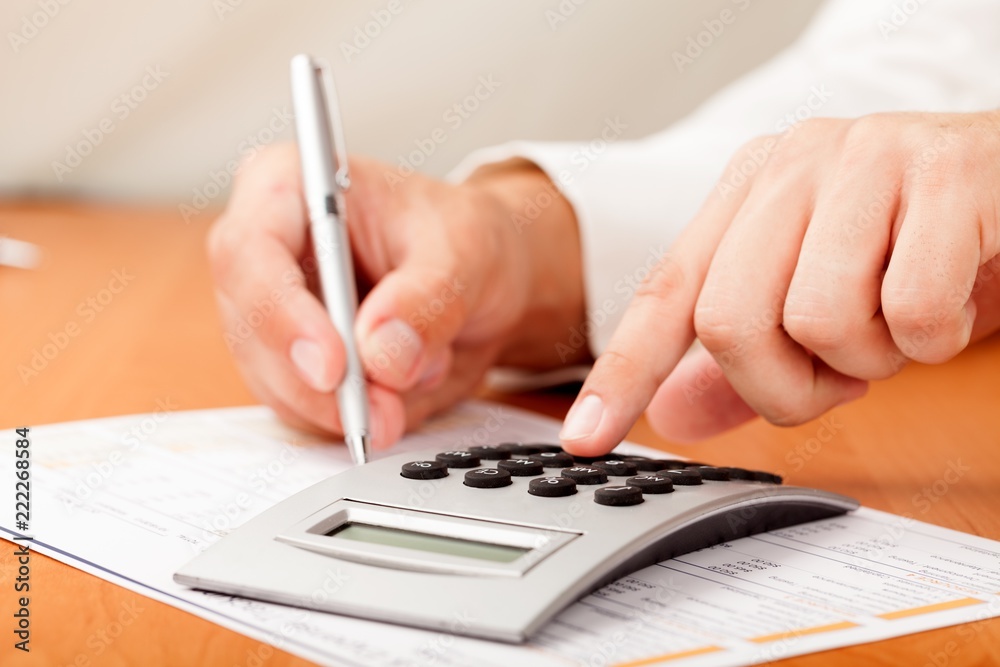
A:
[
  {"left": 614, "top": 645, "right": 723, "bottom": 666},
  {"left": 878, "top": 597, "right": 984, "bottom": 620},
  {"left": 750, "top": 620, "right": 858, "bottom": 644}
]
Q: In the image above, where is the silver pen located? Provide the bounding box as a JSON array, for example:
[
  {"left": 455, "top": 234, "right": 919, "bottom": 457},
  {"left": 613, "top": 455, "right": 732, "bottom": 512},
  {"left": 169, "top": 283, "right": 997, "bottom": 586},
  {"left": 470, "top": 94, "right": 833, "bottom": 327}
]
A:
[{"left": 290, "top": 54, "right": 370, "bottom": 464}]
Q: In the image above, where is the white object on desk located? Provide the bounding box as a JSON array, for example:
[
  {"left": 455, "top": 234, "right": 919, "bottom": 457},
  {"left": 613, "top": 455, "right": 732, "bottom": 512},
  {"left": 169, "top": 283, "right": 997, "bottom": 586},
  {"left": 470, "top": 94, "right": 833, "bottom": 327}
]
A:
[{"left": 0, "top": 236, "right": 40, "bottom": 269}]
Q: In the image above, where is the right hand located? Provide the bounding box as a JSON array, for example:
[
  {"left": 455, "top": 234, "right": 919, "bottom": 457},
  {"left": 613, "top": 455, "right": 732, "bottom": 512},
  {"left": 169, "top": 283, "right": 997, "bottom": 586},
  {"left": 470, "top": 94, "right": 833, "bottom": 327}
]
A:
[{"left": 208, "top": 145, "right": 586, "bottom": 449}]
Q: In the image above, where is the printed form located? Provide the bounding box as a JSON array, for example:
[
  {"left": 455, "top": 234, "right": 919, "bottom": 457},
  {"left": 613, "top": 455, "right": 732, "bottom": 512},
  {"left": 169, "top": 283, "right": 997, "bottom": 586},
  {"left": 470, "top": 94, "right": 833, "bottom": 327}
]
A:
[{"left": 2, "top": 403, "right": 998, "bottom": 666}]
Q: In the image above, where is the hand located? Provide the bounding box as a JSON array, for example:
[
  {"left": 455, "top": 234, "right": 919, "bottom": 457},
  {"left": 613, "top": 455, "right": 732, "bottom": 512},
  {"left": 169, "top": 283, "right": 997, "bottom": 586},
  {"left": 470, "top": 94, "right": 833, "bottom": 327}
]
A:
[
  {"left": 209, "top": 145, "right": 585, "bottom": 449},
  {"left": 560, "top": 111, "right": 1000, "bottom": 455}
]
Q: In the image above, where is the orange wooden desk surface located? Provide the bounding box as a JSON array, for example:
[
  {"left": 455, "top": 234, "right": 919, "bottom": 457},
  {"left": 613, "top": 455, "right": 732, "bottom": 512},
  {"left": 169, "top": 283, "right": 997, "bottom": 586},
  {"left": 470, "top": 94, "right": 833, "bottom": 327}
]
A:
[{"left": 1, "top": 201, "right": 998, "bottom": 666}]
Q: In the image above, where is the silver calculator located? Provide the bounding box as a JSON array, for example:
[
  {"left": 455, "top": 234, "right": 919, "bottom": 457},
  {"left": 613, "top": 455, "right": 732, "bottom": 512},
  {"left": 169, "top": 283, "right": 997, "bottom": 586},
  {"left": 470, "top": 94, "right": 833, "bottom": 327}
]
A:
[{"left": 174, "top": 443, "right": 857, "bottom": 642}]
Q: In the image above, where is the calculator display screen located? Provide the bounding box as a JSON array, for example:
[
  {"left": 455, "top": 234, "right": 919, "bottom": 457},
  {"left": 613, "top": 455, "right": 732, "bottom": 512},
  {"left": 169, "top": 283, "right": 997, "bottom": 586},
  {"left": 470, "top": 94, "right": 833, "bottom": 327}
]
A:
[{"left": 327, "top": 522, "right": 529, "bottom": 563}]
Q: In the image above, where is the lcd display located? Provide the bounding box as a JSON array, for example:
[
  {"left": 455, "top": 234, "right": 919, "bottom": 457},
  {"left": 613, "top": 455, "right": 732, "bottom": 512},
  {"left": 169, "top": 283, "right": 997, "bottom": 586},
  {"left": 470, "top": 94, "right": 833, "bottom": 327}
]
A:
[{"left": 327, "top": 523, "right": 529, "bottom": 563}]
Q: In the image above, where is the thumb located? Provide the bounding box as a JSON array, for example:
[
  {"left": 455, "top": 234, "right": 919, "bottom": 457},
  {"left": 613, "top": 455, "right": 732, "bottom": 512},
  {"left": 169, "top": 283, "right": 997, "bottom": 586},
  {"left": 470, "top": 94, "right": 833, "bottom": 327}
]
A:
[{"left": 355, "top": 258, "right": 471, "bottom": 391}]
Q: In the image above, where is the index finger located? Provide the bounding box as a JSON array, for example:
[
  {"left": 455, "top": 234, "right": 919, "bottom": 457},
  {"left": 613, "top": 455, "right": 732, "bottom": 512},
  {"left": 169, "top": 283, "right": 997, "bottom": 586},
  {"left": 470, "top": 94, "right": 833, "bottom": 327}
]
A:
[
  {"left": 209, "top": 144, "right": 345, "bottom": 391},
  {"left": 559, "top": 148, "right": 756, "bottom": 455}
]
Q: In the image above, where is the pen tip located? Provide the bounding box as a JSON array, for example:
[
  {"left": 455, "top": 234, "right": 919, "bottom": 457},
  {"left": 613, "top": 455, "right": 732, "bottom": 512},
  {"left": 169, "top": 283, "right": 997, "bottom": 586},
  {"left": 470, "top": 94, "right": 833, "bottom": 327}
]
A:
[{"left": 345, "top": 432, "right": 371, "bottom": 465}]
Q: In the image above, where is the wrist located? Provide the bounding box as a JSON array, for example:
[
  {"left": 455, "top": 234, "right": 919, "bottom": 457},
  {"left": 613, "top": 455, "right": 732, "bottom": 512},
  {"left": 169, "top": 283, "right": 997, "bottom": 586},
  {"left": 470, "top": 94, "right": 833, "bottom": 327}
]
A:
[{"left": 463, "top": 160, "right": 590, "bottom": 368}]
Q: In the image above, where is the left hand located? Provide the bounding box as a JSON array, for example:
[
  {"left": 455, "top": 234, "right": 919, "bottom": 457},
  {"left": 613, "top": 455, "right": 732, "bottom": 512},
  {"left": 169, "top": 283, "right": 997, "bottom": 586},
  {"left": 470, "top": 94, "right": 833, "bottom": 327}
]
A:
[{"left": 560, "top": 111, "right": 1000, "bottom": 455}]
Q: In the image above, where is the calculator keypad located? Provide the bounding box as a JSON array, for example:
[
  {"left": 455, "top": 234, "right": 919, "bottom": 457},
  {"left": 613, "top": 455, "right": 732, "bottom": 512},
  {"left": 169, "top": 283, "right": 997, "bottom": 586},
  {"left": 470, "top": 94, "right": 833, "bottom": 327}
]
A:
[{"left": 402, "top": 446, "right": 781, "bottom": 507}]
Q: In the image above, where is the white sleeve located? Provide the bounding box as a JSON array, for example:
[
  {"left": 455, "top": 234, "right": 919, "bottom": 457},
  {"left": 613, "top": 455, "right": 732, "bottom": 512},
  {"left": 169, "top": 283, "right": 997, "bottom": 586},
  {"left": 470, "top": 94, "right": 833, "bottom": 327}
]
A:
[{"left": 450, "top": 0, "right": 1000, "bottom": 356}]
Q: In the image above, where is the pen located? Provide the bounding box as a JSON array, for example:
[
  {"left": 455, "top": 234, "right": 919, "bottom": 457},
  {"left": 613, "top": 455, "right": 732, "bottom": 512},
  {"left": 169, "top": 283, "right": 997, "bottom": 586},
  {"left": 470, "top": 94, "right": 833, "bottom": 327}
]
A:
[{"left": 290, "top": 54, "right": 370, "bottom": 465}]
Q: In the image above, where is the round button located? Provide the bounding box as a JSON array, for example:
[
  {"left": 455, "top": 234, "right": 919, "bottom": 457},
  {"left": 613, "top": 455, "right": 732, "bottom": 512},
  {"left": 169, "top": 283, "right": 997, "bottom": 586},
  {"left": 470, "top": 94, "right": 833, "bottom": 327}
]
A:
[
  {"left": 623, "top": 457, "right": 669, "bottom": 472},
  {"left": 531, "top": 443, "right": 565, "bottom": 454},
  {"left": 594, "top": 486, "right": 644, "bottom": 506},
  {"left": 435, "top": 450, "right": 481, "bottom": 468},
  {"left": 572, "top": 453, "right": 622, "bottom": 464},
  {"left": 593, "top": 460, "right": 638, "bottom": 476},
  {"left": 528, "top": 476, "right": 578, "bottom": 497},
  {"left": 464, "top": 467, "right": 512, "bottom": 488},
  {"left": 530, "top": 452, "right": 575, "bottom": 468},
  {"left": 658, "top": 469, "right": 703, "bottom": 485},
  {"left": 401, "top": 460, "right": 449, "bottom": 480},
  {"left": 658, "top": 459, "right": 696, "bottom": 469},
  {"left": 625, "top": 475, "right": 674, "bottom": 494},
  {"left": 497, "top": 458, "right": 545, "bottom": 476},
  {"left": 561, "top": 466, "right": 608, "bottom": 485},
  {"left": 468, "top": 445, "right": 511, "bottom": 461},
  {"left": 497, "top": 442, "right": 542, "bottom": 456},
  {"left": 695, "top": 466, "right": 731, "bottom": 481},
  {"left": 726, "top": 467, "right": 755, "bottom": 481}
]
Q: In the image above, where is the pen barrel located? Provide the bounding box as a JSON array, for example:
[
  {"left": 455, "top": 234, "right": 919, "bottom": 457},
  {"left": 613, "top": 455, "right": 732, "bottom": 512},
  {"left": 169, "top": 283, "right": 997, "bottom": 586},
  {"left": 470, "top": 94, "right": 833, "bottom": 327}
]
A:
[{"left": 310, "top": 214, "right": 370, "bottom": 439}]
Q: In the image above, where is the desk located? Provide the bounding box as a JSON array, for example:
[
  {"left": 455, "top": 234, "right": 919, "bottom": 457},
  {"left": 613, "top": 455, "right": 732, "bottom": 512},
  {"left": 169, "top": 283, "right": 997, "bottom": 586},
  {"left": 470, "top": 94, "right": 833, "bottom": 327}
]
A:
[{"left": 2, "top": 201, "right": 999, "bottom": 666}]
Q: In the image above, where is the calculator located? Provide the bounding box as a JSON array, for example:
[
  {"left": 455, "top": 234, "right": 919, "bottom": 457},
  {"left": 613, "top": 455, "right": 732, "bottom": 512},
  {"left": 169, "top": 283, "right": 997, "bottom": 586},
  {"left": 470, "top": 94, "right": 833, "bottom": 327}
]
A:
[{"left": 174, "top": 443, "right": 858, "bottom": 642}]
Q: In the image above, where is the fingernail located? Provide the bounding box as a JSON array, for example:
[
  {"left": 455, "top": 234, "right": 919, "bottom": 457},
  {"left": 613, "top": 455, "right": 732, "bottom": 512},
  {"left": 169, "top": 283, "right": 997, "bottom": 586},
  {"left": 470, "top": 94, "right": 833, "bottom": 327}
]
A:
[
  {"left": 290, "top": 338, "right": 332, "bottom": 391},
  {"left": 365, "top": 319, "right": 423, "bottom": 382},
  {"left": 560, "top": 394, "right": 604, "bottom": 441}
]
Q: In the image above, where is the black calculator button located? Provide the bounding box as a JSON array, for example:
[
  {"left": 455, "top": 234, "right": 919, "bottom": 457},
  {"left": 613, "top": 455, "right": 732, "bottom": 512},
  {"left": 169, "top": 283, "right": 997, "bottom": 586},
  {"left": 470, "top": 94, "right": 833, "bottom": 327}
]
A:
[
  {"left": 401, "top": 461, "right": 449, "bottom": 480},
  {"left": 625, "top": 475, "right": 674, "bottom": 494},
  {"left": 695, "top": 466, "right": 731, "bottom": 481},
  {"left": 528, "top": 476, "right": 578, "bottom": 497},
  {"left": 497, "top": 443, "right": 542, "bottom": 456},
  {"left": 562, "top": 466, "right": 609, "bottom": 485},
  {"left": 726, "top": 467, "right": 755, "bottom": 481},
  {"left": 656, "top": 459, "right": 694, "bottom": 469},
  {"left": 497, "top": 458, "right": 545, "bottom": 476},
  {"left": 572, "top": 453, "right": 622, "bottom": 464},
  {"left": 435, "top": 451, "right": 481, "bottom": 468},
  {"left": 468, "top": 446, "right": 511, "bottom": 460},
  {"left": 752, "top": 471, "right": 783, "bottom": 484},
  {"left": 594, "top": 486, "right": 644, "bottom": 506},
  {"left": 593, "top": 460, "right": 638, "bottom": 476},
  {"left": 464, "top": 467, "right": 512, "bottom": 488},
  {"left": 658, "top": 469, "right": 703, "bottom": 485},
  {"left": 624, "top": 457, "right": 669, "bottom": 472},
  {"left": 530, "top": 452, "right": 575, "bottom": 468},
  {"left": 531, "top": 443, "right": 565, "bottom": 454}
]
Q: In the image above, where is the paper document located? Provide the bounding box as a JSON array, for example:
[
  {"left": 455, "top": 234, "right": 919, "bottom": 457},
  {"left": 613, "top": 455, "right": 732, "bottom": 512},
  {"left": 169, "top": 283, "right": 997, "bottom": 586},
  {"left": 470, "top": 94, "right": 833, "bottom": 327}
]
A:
[{"left": 2, "top": 402, "right": 999, "bottom": 666}]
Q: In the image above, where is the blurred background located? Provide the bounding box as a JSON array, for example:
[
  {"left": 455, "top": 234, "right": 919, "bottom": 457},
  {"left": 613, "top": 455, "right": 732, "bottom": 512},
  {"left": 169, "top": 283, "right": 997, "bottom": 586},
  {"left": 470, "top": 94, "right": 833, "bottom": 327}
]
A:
[{"left": 1, "top": 0, "right": 823, "bottom": 209}]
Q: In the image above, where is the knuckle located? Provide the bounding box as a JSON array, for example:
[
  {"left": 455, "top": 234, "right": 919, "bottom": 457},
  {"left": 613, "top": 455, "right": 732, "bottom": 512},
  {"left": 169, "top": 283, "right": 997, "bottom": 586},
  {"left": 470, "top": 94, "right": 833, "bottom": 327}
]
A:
[
  {"left": 759, "top": 395, "right": 815, "bottom": 428},
  {"left": 595, "top": 349, "right": 660, "bottom": 397},
  {"left": 635, "top": 255, "right": 686, "bottom": 301},
  {"left": 782, "top": 296, "right": 854, "bottom": 352},
  {"left": 693, "top": 301, "right": 738, "bottom": 353},
  {"left": 881, "top": 289, "right": 939, "bottom": 335}
]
